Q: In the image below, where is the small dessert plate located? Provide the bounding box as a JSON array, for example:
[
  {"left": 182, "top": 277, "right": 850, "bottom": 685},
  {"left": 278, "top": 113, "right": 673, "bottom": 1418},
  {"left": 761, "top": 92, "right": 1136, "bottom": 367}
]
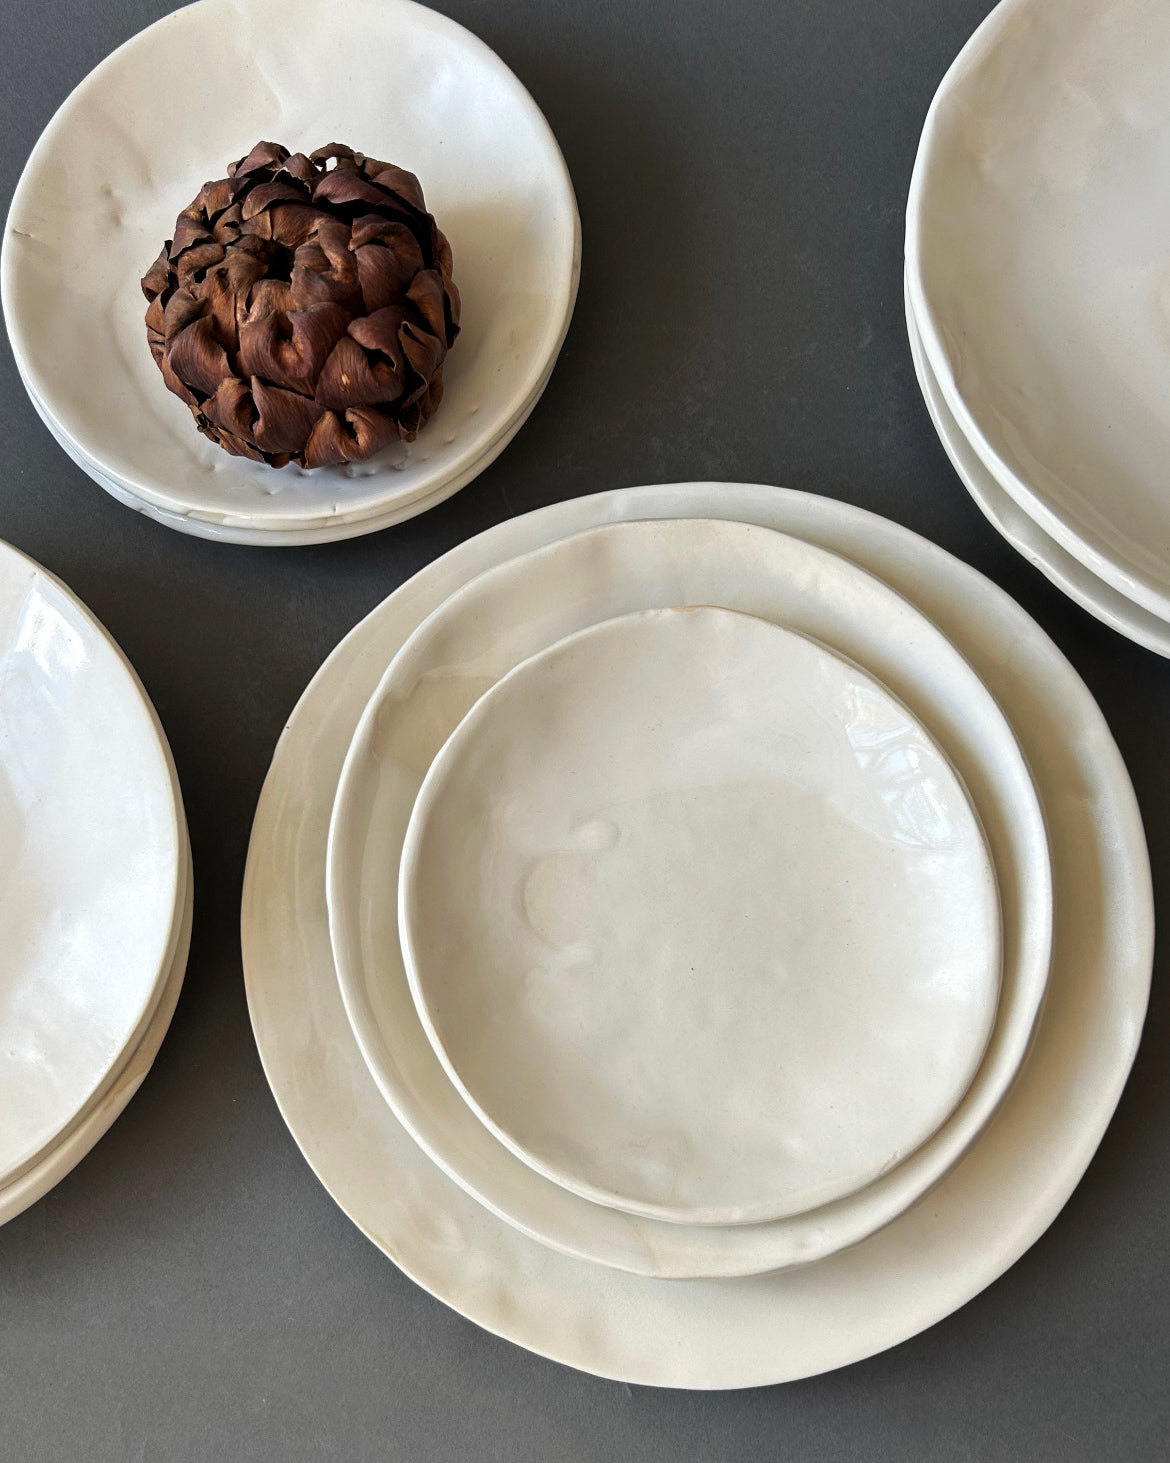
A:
[
  {"left": 1, "top": 0, "right": 579, "bottom": 541},
  {"left": 904, "top": 277, "right": 1170, "bottom": 659},
  {"left": 242, "top": 483, "right": 1151, "bottom": 1387},
  {"left": 328, "top": 515, "right": 1050, "bottom": 1276},
  {"left": 0, "top": 540, "right": 187, "bottom": 1186},
  {"left": 398, "top": 605, "right": 1001, "bottom": 1226},
  {"left": 907, "top": 0, "right": 1170, "bottom": 623}
]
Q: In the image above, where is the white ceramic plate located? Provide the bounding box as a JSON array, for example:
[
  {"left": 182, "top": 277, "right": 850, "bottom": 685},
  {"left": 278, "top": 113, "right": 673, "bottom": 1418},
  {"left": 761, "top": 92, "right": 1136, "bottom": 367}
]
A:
[
  {"left": 0, "top": 540, "right": 187, "bottom": 1185},
  {"left": 1, "top": 0, "right": 579, "bottom": 539},
  {"left": 903, "top": 277, "right": 1170, "bottom": 660},
  {"left": 0, "top": 834, "right": 193, "bottom": 1227},
  {"left": 244, "top": 483, "right": 1152, "bottom": 1387},
  {"left": 17, "top": 353, "right": 557, "bottom": 547},
  {"left": 907, "top": 0, "right": 1170, "bottom": 623},
  {"left": 400, "top": 605, "right": 1001, "bottom": 1226},
  {"left": 327, "top": 515, "right": 1050, "bottom": 1277}
]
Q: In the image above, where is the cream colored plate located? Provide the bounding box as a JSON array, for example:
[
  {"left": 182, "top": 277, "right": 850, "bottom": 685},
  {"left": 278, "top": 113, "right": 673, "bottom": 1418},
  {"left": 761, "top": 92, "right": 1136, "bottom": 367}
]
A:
[
  {"left": 328, "top": 516, "right": 1048, "bottom": 1277},
  {"left": 400, "top": 605, "right": 1001, "bottom": 1226},
  {"left": 1, "top": 0, "right": 579, "bottom": 537},
  {"left": 245, "top": 484, "right": 1150, "bottom": 1387}
]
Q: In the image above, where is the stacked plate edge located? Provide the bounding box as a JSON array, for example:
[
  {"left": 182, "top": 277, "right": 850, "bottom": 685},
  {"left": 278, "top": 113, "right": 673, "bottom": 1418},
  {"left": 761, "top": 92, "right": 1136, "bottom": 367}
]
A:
[
  {"left": 905, "top": 0, "right": 1170, "bottom": 655},
  {"left": 0, "top": 540, "right": 192, "bottom": 1224},
  {"left": 1, "top": 0, "right": 580, "bottom": 546}
]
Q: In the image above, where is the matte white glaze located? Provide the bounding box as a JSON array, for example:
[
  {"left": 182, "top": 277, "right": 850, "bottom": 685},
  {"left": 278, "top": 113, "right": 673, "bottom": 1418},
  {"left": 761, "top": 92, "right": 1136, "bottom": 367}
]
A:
[
  {"left": 399, "top": 606, "right": 1001, "bottom": 1225},
  {"left": 1, "top": 0, "right": 579, "bottom": 539},
  {"left": 0, "top": 541, "right": 187, "bottom": 1186},
  {"left": 242, "top": 484, "right": 1152, "bottom": 1386},
  {"left": 328, "top": 515, "right": 1051, "bottom": 1276},
  {"left": 907, "top": 0, "right": 1170, "bottom": 622}
]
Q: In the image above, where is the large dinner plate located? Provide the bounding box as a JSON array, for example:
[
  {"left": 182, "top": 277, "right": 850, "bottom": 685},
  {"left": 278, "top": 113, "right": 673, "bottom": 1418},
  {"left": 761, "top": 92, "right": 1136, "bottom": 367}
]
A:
[{"left": 243, "top": 483, "right": 1152, "bottom": 1386}]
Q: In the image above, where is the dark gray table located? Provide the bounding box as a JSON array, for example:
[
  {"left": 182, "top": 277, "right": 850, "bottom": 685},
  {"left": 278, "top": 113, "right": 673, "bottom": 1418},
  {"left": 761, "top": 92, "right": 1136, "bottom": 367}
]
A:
[{"left": 2, "top": 1, "right": 1167, "bottom": 1456}]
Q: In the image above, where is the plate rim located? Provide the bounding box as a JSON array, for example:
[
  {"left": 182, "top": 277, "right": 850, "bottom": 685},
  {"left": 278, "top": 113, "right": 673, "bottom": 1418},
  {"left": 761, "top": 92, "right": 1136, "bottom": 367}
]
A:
[
  {"left": 904, "top": 0, "right": 1170, "bottom": 624},
  {"left": 242, "top": 482, "right": 1152, "bottom": 1387},
  {"left": 903, "top": 274, "right": 1170, "bottom": 659}
]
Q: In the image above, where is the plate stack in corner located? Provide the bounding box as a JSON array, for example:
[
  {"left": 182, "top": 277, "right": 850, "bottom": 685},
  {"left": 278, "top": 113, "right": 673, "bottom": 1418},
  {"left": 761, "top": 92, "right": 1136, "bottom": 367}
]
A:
[
  {"left": 241, "top": 481, "right": 1153, "bottom": 1388},
  {"left": 0, "top": 541, "right": 191, "bottom": 1226},
  {"left": 1, "top": 0, "right": 579, "bottom": 547},
  {"left": 906, "top": 0, "right": 1170, "bottom": 656}
]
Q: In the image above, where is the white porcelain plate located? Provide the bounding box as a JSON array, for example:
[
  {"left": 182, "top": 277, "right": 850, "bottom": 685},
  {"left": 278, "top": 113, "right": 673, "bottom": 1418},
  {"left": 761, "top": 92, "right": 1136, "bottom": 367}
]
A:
[
  {"left": 399, "top": 605, "right": 1001, "bottom": 1226},
  {"left": 243, "top": 483, "right": 1151, "bottom": 1387},
  {"left": 904, "top": 274, "right": 1170, "bottom": 659},
  {"left": 907, "top": 0, "right": 1170, "bottom": 622},
  {"left": 0, "top": 541, "right": 186, "bottom": 1185},
  {"left": 327, "top": 516, "right": 1049, "bottom": 1277},
  {"left": 1, "top": 0, "right": 579, "bottom": 538}
]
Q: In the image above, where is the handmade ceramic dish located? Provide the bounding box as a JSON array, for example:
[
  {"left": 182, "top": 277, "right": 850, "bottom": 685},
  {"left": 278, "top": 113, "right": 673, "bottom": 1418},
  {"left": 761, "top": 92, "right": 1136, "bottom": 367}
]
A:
[
  {"left": 244, "top": 483, "right": 1151, "bottom": 1387},
  {"left": 327, "top": 515, "right": 1050, "bottom": 1277},
  {"left": 0, "top": 835, "right": 193, "bottom": 1227},
  {"left": 2, "top": 0, "right": 579, "bottom": 541},
  {"left": 907, "top": 0, "right": 1170, "bottom": 622},
  {"left": 903, "top": 278, "right": 1170, "bottom": 659},
  {"left": 17, "top": 354, "right": 557, "bottom": 546},
  {"left": 0, "top": 540, "right": 187, "bottom": 1186},
  {"left": 399, "top": 605, "right": 1001, "bottom": 1226}
]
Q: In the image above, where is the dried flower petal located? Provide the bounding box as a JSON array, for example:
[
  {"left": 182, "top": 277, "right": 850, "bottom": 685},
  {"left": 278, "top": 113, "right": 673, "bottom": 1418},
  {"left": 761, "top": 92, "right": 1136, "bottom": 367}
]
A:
[{"left": 141, "top": 140, "right": 459, "bottom": 468}]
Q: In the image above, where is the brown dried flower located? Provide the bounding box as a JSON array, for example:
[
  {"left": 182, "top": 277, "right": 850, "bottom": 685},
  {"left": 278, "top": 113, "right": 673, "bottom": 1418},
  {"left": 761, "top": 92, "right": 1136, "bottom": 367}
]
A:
[{"left": 140, "top": 141, "right": 460, "bottom": 469}]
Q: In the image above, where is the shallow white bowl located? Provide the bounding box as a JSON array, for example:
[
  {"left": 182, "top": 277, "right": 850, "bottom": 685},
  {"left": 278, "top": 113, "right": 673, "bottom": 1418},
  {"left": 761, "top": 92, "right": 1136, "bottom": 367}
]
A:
[
  {"left": 907, "top": 0, "right": 1170, "bottom": 622},
  {"left": 2, "top": 0, "right": 579, "bottom": 539},
  {"left": 904, "top": 275, "right": 1170, "bottom": 659}
]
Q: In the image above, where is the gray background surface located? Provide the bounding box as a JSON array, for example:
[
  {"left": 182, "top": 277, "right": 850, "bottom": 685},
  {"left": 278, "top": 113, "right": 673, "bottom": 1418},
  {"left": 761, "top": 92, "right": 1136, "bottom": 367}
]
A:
[{"left": 1, "top": 0, "right": 1168, "bottom": 1456}]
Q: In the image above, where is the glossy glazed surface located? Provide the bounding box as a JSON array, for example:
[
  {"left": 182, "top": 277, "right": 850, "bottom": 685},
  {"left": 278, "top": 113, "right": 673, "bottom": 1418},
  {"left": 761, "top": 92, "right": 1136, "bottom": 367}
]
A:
[
  {"left": 908, "top": 0, "right": 1170, "bottom": 621},
  {"left": 0, "top": 540, "right": 185, "bottom": 1184},
  {"left": 904, "top": 277, "right": 1170, "bottom": 659}
]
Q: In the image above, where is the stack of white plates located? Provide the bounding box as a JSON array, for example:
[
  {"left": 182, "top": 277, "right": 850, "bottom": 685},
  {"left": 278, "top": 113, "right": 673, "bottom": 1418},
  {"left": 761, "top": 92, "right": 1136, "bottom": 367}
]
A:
[
  {"left": 241, "top": 482, "right": 1152, "bottom": 1388},
  {"left": 0, "top": 540, "right": 191, "bottom": 1225},
  {"left": 1, "top": 0, "right": 580, "bottom": 547},
  {"left": 906, "top": 0, "right": 1170, "bottom": 657}
]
